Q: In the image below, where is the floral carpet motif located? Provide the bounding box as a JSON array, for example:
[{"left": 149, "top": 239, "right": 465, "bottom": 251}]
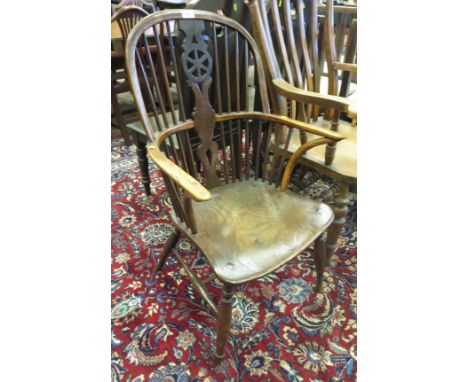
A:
[{"left": 111, "top": 139, "right": 357, "bottom": 382}]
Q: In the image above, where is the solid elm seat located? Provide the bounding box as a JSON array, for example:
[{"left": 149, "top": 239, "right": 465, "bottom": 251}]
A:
[{"left": 178, "top": 180, "right": 333, "bottom": 284}]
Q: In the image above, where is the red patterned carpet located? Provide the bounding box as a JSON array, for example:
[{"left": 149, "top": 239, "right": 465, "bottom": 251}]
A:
[{"left": 111, "top": 139, "right": 357, "bottom": 382}]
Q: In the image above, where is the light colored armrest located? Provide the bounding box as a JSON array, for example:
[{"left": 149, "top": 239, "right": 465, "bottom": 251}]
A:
[
  {"left": 215, "top": 112, "right": 344, "bottom": 141},
  {"left": 147, "top": 144, "right": 211, "bottom": 202},
  {"left": 280, "top": 137, "right": 336, "bottom": 191},
  {"left": 332, "top": 62, "right": 358, "bottom": 73},
  {"left": 272, "top": 78, "right": 350, "bottom": 112}
]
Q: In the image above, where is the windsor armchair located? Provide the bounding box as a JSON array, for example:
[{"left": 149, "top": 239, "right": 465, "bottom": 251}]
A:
[
  {"left": 125, "top": 9, "right": 344, "bottom": 360},
  {"left": 247, "top": 0, "right": 357, "bottom": 261}
]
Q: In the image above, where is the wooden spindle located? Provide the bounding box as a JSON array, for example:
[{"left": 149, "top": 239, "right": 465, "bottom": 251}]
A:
[
  {"left": 224, "top": 26, "right": 237, "bottom": 182},
  {"left": 212, "top": 23, "right": 229, "bottom": 184},
  {"left": 274, "top": 125, "right": 294, "bottom": 187}
]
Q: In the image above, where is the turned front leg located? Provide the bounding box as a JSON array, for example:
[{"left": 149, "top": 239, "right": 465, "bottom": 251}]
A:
[
  {"left": 326, "top": 182, "right": 351, "bottom": 265},
  {"left": 325, "top": 113, "right": 340, "bottom": 165},
  {"left": 133, "top": 132, "right": 152, "bottom": 196},
  {"left": 215, "top": 284, "right": 233, "bottom": 360}
]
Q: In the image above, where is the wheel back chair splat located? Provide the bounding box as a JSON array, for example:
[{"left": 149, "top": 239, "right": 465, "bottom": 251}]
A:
[
  {"left": 125, "top": 9, "right": 344, "bottom": 360},
  {"left": 120, "top": 1, "right": 260, "bottom": 196},
  {"left": 247, "top": 0, "right": 357, "bottom": 262}
]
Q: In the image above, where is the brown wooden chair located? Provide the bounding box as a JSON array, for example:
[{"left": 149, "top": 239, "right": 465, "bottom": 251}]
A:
[
  {"left": 317, "top": 2, "right": 357, "bottom": 120},
  {"left": 125, "top": 9, "right": 344, "bottom": 360},
  {"left": 247, "top": 0, "right": 357, "bottom": 262},
  {"left": 111, "top": 5, "right": 151, "bottom": 145}
]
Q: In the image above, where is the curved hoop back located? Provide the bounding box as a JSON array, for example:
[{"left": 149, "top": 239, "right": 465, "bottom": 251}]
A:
[
  {"left": 125, "top": 9, "right": 270, "bottom": 142},
  {"left": 111, "top": 6, "right": 151, "bottom": 41}
]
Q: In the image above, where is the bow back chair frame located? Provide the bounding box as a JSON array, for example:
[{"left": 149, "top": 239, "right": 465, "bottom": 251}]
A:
[
  {"left": 125, "top": 9, "right": 344, "bottom": 360},
  {"left": 247, "top": 0, "right": 357, "bottom": 261}
]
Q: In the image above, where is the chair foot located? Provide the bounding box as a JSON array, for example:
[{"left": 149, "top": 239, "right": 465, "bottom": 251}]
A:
[
  {"left": 326, "top": 183, "right": 351, "bottom": 265},
  {"left": 215, "top": 284, "right": 233, "bottom": 359},
  {"left": 153, "top": 230, "right": 180, "bottom": 274},
  {"left": 314, "top": 233, "right": 326, "bottom": 292}
]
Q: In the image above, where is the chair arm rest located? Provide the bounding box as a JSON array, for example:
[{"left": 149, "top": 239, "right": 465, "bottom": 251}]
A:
[
  {"left": 332, "top": 62, "right": 358, "bottom": 73},
  {"left": 272, "top": 78, "right": 350, "bottom": 112},
  {"left": 147, "top": 144, "right": 211, "bottom": 202},
  {"left": 215, "top": 112, "right": 344, "bottom": 142},
  {"left": 280, "top": 137, "right": 336, "bottom": 191}
]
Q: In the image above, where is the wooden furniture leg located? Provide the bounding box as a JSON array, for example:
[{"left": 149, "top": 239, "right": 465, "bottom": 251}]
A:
[
  {"left": 314, "top": 233, "right": 326, "bottom": 292},
  {"left": 154, "top": 229, "right": 180, "bottom": 273},
  {"left": 295, "top": 131, "right": 309, "bottom": 188},
  {"left": 215, "top": 283, "right": 233, "bottom": 361},
  {"left": 133, "top": 132, "right": 152, "bottom": 196},
  {"left": 326, "top": 182, "right": 350, "bottom": 265},
  {"left": 111, "top": 87, "right": 132, "bottom": 146}
]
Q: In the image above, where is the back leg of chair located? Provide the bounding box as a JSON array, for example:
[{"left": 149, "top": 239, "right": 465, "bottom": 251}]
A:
[
  {"left": 314, "top": 233, "right": 327, "bottom": 292},
  {"left": 215, "top": 283, "right": 233, "bottom": 361}
]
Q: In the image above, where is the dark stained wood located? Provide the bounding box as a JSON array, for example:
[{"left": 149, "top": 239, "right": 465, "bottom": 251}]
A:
[
  {"left": 192, "top": 81, "right": 220, "bottom": 188},
  {"left": 111, "top": 5, "right": 153, "bottom": 187},
  {"left": 133, "top": 132, "right": 152, "bottom": 195}
]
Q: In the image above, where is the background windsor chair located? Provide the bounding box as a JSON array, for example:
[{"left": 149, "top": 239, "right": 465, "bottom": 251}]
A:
[
  {"left": 125, "top": 9, "right": 344, "bottom": 360},
  {"left": 112, "top": 1, "right": 190, "bottom": 193},
  {"left": 112, "top": 5, "right": 178, "bottom": 195},
  {"left": 247, "top": 0, "right": 357, "bottom": 262},
  {"left": 111, "top": 5, "right": 151, "bottom": 149},
  {"left": 316, "top": 2, "right": 357, "bottom": 109}
]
